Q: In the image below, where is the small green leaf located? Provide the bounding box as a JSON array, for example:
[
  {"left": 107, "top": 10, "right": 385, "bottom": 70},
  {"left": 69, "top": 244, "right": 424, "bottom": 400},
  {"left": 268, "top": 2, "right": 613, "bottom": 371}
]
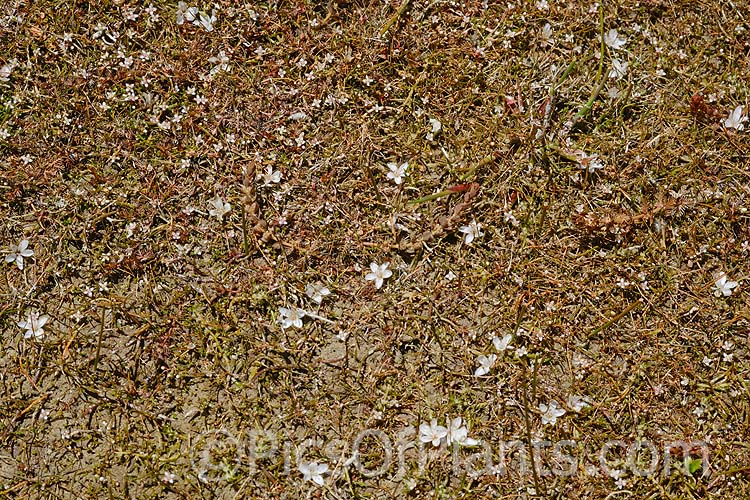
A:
[{"left": 687, "top": 458, "right": 702, "bottom": 475}]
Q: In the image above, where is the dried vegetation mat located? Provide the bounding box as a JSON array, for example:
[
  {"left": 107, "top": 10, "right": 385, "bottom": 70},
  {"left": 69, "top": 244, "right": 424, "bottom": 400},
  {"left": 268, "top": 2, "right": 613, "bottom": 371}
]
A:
[{"left": 1, "top": 0, "right": 750, "bottom": 498}]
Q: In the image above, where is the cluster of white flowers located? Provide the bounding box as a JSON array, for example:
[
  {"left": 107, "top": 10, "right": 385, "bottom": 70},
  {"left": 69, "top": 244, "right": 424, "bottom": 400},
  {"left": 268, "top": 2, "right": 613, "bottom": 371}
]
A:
[
  {"left": 419, "top": 416, "right": 479, "bottom": 447},
  {"left": 6, "top": 239, "right": 52, "bottom": 341},
  {"left": 176, "top": 2, "right": 216, "bottom": 31},
  {"left": 277, "top": 281, "right": 333, "bottom": 329},
  {"left": 539, "top": 395, "right": 591, "bottom": 426},
  {"left": 474, "top": 333, "right": 517, "bottom": 376},
  {"left": 604, "top": 29, "right": 628, "bottom": 80}
]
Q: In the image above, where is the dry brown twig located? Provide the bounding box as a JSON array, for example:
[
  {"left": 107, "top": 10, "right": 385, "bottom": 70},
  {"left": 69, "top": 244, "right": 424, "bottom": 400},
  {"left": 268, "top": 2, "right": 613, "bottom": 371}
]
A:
[
  {"left": 397, "top": 182, "right": 480, "bottom": 253},
  {"left": 241, "top": 159, "right": 274, "bottom": 253}
]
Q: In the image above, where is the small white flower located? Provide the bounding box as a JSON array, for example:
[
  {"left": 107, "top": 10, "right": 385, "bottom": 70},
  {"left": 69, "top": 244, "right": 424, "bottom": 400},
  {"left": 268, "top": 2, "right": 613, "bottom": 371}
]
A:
[
  {"left": 5, "top": 239, "right": 34, "bottom": 270},
  {"left": 515, "top": 346, "right": 528, "bottom": 358},
  {"left": 609, "top": 59, "right": 628, "bottom": 80},
  {"left": 541, "top": 23, "right": 553, "bottom": 43},
  {"left": 305, "top": 282, "right": 331, "bottom": 304},
  {"left": 426, "top": 118, "right": 442, "bottom": 140},
  {"left": 474, "top": 354, "right": 497, "bottom": 376},
  {"left": 279, "top": 307, "right": 306, "bottom": 329},
  {"left": 386, "top": 162, "right": 408, "bottom": 185},
  {"left": 492, "top": 333, "right": 513, "bottom": 352},
  {"left": 566, "top": 395, "right": 591, "bottom": 412},
  {"left": 723, "top": 105, "right": 747, "bottom": 131},
  {"left": 259, "top": 166, "right": 282, "bottom": 186},
  {"left": 176, "top": 3, "right": 197, "bottom": 25},
  {"left": 429, "top": 118, "right": 442, "bottom": 134},
  {"left": 208, "top": 194, "right": 231, "bottom": 221},
  {"left": 0, "top": 59, "right": 16, "bottom": 81},
  {"left": 197, "top": 9, "right": 216, "bottom": 31},
  {"left": 0, "top": 64, "right": 12, "bottom": 81},
  {"left": 459, "top": 220, "right": 483, "bottom": 244},
  {"left": 365, "top": 262, "right": 393, "bottom": 289},
  {"left": 712, "top": 273, "right": 738, "bottom": 297},
  {"left": 18, "top": 312, "right": 50, "bottom": 340},
  {"left": 604, "top": 29, "right": 627, "bottom": 50},
  {"left": 419, "top": 418, "right": 448, "bottom": 447},
  {"left": 162, "top": 471, "right": 175, "bottom": 484},
  {"left": 298, "top": 460, "right": 327, "bottom": 486},
  {"left": 539, "top": 400, "right": 566, "bottom": 426},
  {"left": 576, "top": 152, "right": 604, "bottom": 173},
  {"left": 446, "top": 417, "right": 480, "bottom": 446}
]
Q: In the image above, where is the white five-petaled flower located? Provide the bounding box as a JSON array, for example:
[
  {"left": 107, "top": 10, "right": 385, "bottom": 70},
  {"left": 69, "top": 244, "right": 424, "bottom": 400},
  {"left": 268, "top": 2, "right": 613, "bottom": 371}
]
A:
[
  {"left": 604, "top": 29, "right": 627, "bottom": 50},
  {"left": 298, "top": 460, "right": 328, "bottom": 486},
  {"left": 259, "top": 165, "right": 282, "bottom": 186},
  {"left": 176, "top": 2, "right": 198, "bottom": 25},
  {"left": 386, "top": 162, "right": 408, "bottom": 185},
  {"left": 459, "top": 220, "right": 483, "bottom": 244},
  {"left": 305, "top": 282, "right": 331, "bottom": 304},
  {"left": 474, "top": 354, "right": 497, "bottom": 376},
  {"left": 5, "top": 239, "right": 34, "bottom": 270},
  {"left": 208, "top": 194, "right": 231, "bottom": 221},
  {"left": 492, "top": 333, "right": 513, "bottom": 352},
  {"left": 161, "top": 471, "right": 175, "bottom": 484},
  {"left": 208, "top": 50, "right": 231, "bottom": 75},
  {"left": 712, "top": 273, "right": 738, "bottom": 297},
  {"left": 279, "top": 307, "right": 306, "bottom": 329},
  {"left": 365, "top": 262, "right": 392, "bottom": 289},
  {"left": 576, "top": 152, "right": 604, "bottom": 173},
  {"left": 446, "top": 417, "right": 480, "bottom": 446},
  {"left": 18, "top": 312, "right": 50, "bottom": 340},
  {"left": 419, "top": 418, "right": 448, "bottom": 447},
  {"left": 539, "top": 400, "right": 566, "bottom": 426},
  {"left": 197, "top": 9, "right": 216, "bottom": 32},
  {"left": 609, "top": 59, "right": 628, "bottom": 80},
  {"left": 723, "top": 105, "right": 747, "bottom": 131}
]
